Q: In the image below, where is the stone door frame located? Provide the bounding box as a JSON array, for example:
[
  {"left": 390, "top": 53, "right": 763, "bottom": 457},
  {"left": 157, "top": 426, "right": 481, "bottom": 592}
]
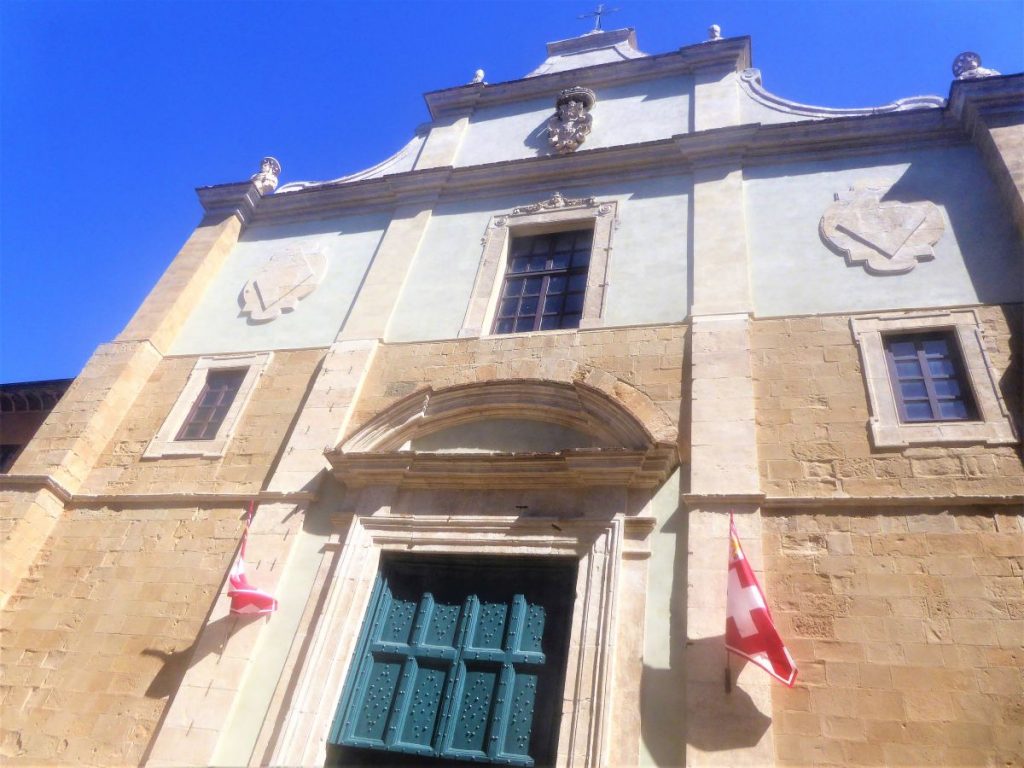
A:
[{"left": 268, "top": 508, "right": 653, "bottom": 767}]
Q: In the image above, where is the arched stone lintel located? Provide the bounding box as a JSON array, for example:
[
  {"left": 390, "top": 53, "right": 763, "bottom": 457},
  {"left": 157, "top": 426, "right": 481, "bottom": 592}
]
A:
[{"left": 337, "top": 372, "right": 676, "bottom": 454}]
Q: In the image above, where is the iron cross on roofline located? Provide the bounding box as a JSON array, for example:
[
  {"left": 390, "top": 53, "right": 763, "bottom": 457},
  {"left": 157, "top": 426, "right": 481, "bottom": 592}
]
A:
[{"left": 578, "top": 3, "right": 619, "bottom": 32}]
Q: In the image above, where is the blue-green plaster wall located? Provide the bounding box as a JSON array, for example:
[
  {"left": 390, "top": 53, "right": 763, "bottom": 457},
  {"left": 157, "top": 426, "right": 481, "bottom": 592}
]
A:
[
  {"left": 745, "top": 146, "right": 1023, "bottom": 317},
  {"left": 455, "top": 75, "right": 692, "bottom": 167},
  {"left": 386, "top": 174, "right": 691, "bottom": 342},
  {"left": 170, "top": 212, "right": 389, "bottom": 356}
]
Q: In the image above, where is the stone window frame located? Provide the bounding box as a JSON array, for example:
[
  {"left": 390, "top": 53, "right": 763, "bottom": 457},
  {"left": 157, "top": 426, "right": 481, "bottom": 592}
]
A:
[
  {"left": 269, "top": 511, "right": 651, "bottom": 768},
  {"left": 851, "top": 310, "right": 1017, "bottom": 448},
  {"left": 459, "top": 197, "right": 617, "bottom": 338},
  {"left": 144, "top": 352, "right": 272, "bottom": 458}
]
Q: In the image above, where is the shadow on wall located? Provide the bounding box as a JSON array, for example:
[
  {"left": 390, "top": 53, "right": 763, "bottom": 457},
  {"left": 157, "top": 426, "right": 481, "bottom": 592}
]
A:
[
  {"left": 642, "top": 645, "right": 772, "bottom": 764},
  {"left": 882, "top": 156, "right": 1021, "bottom": 303},
  {"left": 639, "top": 503, "right": 689, "bottom": 765},
  {"left": 524, "top": 116, "right": 552, "bottom": 154},
  {"left": 141, "top": 612, "right": 265, "bottom": 699},
  {"left": 640, "top": 502, "right": 772, "bottom": 765},
  {"left": 998, "top": 304, "right": 1023, "bottom": 459}
]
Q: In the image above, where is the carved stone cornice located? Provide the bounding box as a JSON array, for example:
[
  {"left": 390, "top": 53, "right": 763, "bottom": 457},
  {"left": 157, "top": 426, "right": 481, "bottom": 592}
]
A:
[
  {"left": 195, "top": 181, "right": 263, "bottom": 224},
  {"left": 760, "top": 494, "right": 1024, "bottom": 509},
  {"left": 739, "top": 108, "right": 963, "bottom": 162},
  {"left": 242, "top": 110, "right": 965, "bottom": 224},
  {"left": 509, "top": 191, "right": 598, "bottom": 216},
  {"left": 328, "top": 445, "right": 678, "bottom": 490},
  {"left": 0, "top": 473, "right": 318, "bottom": 505},
  {"left": 947, "top": 73, "right": 1024, "bottom": 133},
  {"left": 739, "top": 68, "right": 945, "bottom": 119},
  {"left": 423, "top": 37, "right": 750, "bottom": 119},
  {"left": 0, "top": 473, "right": 72, "bottom": 502}
]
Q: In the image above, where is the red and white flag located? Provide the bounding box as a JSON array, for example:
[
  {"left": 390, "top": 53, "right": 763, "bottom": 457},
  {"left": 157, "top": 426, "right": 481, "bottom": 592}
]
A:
[
  {"left": 725, "top": 514, "right": 797, "bottom": 686},
  {"left": 227, "top": 503, "right": 278, "bottom": 616}
]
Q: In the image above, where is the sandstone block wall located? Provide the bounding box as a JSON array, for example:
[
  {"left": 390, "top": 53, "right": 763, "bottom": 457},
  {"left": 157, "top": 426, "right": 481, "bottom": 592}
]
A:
[
  {"left": 753, "top": 305, "right": 1023, "bottom": 498},
  {"left": 79, "top": 349, "right": 325, "bottom": 496},
  {"left": 349, "top": 324, "right": 688, "bottom": 455},
  {"left": 0, "top": 503, "right": 242, "bottom": 765},
  {"left": 764, "top": 510, "right": 1024, "bottom": 767},
  {"left": 1, "top": 348, "right": 326, "bottom": 764}
]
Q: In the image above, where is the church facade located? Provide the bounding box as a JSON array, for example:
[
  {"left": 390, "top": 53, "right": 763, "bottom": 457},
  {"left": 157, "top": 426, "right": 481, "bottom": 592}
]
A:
[{"left": 1, "top": 26, "right": 1022, "bottom": 768}]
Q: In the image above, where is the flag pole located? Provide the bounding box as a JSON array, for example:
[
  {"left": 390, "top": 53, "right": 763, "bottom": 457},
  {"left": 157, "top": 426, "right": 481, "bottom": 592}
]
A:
[{"left": 725, "top": 510, "right": 733, "bottom": 693}]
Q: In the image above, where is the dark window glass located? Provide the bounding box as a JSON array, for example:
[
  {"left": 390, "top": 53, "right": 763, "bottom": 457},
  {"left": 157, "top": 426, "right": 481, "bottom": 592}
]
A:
[
  {"left": 175, "top": 368, "right": 247, "bottom": 441},
  {"left": 884, "top": 333, "right": 977, "bottom": 423},
  {"left": 493, "top": 230, "right": 591, "bottom": 335},
  {"left": 0, "top": 444, "right": 21, "bottom": 474}
]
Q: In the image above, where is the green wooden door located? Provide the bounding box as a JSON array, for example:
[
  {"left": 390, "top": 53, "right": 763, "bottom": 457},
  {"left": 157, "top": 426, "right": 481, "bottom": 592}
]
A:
[{"left": 329, "top": 557, "right": 577, "bottom": 767}]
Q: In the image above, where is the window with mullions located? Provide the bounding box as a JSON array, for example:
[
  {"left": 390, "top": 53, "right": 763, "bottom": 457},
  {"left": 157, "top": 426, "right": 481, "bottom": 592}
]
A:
[
  {"left": 175, "top": 368, "right": 247, "bottom": 441},
  {"left": 329, "top": 556, "right": 576, "bottom": 768},
  {"left": 884, "top": 332, "right": 977, "bottom": 423},
  {"left": 493, "top": 230, "right": 592, "bottom": 334}
]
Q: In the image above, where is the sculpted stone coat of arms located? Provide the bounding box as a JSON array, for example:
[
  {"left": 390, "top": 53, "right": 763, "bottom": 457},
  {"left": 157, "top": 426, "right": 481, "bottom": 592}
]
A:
[
  {"left": 240, "top": 247, "right": 328, "bottom": 322},
  {"left": 547, "top": 86, "right": 597, "bottom": 154},
  {"left": 819, "top": 185, "right": 945, "bottom": 275}
]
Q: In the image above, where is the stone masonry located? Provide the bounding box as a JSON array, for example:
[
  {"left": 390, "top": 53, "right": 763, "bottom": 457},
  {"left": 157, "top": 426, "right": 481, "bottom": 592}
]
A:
[
  {"left": 764, "top": 510, "right": 1023, "bottom": 767},
  {"left": 753, "top": 306, "right": 1023, "bottom": 499},
  {"left": 2, "top": 25, "right": 1022, "bottom": 768}
]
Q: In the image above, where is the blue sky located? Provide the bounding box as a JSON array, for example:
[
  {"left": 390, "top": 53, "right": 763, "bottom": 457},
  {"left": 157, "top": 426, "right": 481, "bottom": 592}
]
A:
[{"left": 2, "top": 0, "right": 1021, "bottom": 383}]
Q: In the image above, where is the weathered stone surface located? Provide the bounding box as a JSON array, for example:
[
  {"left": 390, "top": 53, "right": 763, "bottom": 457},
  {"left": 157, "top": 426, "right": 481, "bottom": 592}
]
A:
[
  {"left": 765, "top": 510, "right": 1024, "bottom": 767},
  {"left": 754, "top": 305, "right": 1023, "bottom": 498},
  {"left": 0, "top": 505, "right": 241, "bottom": 766}
]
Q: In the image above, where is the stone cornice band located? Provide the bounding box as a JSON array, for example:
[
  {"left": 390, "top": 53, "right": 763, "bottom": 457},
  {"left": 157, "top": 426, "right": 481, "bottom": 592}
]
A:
[{"left": 194, "top": 88, "right": 1019, "bottom": 225}]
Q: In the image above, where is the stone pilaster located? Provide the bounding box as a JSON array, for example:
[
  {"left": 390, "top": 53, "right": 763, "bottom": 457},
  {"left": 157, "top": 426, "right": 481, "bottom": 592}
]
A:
[
  {"left": 692, "top": 69, "right": 741, "bottom": 133},
  {"left": 684, "top": 504, "right": 774, "bottom": 767},
  {"left": 690, "top": 164, "right": 752, "bottom": 317},
  {"left": 1, "top": 187, "right": 255, "bottom": 609},
  {"left": 118, "top": 184, "right": 257, "bottom": 354},
  {"left": 688, "top": 162, "right": 758, "bottom": 495},
  {"left": 339, "top": 204, "right": 435, "bottom": 341},
  {"left": 950, "top": 77, "right": 1024, "bottom": 237},
  {"left": 414, "top": 109, "right": 471, "bottom": 169},
  {"left": 144, "top": 500, "right": 308, "bottom": 768},
  {"left": 685, "top": 159, "right": 771, "bottom": 765},
  {"left": 690, "top": 314, "right": 759, "bottom": 496}
]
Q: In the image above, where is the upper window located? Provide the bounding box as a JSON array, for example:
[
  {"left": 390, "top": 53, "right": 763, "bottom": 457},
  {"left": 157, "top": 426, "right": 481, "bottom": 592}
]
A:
[
  {"left": 459, "top": 195, "right": 617, "bottom": 339},
  {"left": 175, "top": 368, "right": 247, "bottom": 441},
  {"left": 851, "top": 311, "right": 1016, "bottom": 448},
  {"left": 884, "top": 332, "right": 977, "bottom": 423},
  {"left": 144, "top": 352, "right": 271, "bottom": 458},
  {"left": 493, "top": 230, "right": 592, "bottom": 334}
]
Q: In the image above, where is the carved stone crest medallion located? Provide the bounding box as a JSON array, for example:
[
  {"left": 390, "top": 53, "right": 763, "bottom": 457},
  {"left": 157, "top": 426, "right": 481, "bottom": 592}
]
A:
[
  {"left": 547, "top": 86, "right": 596, "bottom": 154},
  {"left": 511, "top": 191, "right": 596, "bottom": 216},
  {"left": 819, "top": 185, "right": 944, "bottom": 275},
  {"left": 240, "top": 247, "right": 328, "bottom": 322}
]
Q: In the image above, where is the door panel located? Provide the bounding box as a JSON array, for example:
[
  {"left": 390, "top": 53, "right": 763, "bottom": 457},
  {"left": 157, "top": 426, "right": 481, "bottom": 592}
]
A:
[{"left": 329, "top": 556, "right": 576, "bottom": 768}]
